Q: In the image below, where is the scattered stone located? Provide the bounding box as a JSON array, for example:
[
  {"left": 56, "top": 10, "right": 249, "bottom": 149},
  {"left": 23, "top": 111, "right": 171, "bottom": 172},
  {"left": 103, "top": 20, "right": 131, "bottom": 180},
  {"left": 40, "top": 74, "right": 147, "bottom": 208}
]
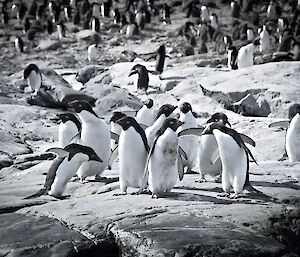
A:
[{"left": 35, "top": 39, "right": 61, "bottom": 51}]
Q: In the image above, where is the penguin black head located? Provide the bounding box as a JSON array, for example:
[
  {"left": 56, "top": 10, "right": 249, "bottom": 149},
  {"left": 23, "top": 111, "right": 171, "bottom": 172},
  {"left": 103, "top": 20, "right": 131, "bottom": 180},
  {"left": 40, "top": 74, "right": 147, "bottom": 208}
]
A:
[
  {"left": 156, "top": 104, "right": 177, "bottom": 119},
  {"left": 68, "top": 100, "right": 99, "bottom": 117},
  {"left": 58, "top": 113, "right": 77, "bottom": 123},
  {"left": 24, "top": 64, "right": 40, "bottom": 79},
  {"left": 143, "top": 99, "right": 153, "bottom": 108},
  {"left": 180, "top": 102, "right": 192, "bottom": 114},
  {"left": 157, "top": 44, "right": 166, "bottom": 55},
  {"left": 157, "top": 118, "right": 184, "bottom": 136},
  {"left": 64, "top": 144, "right": 103, "bottom": 162},
  {"left": 110, "top": 111, "right": 126, "bottom": 122},
  {"left": 116, "top": 116, "right": 139, "bottom": 130},
  {"left": 128, "top": 64, "right": 147, "bottom": 76},
  {"left": 202, "top": 122, "right": 226, "bottom": 135},
  {"left": 207, "top": 112, "right": 231, "bottom": 127},
  {"left": 288, "top": 103, "right": 300, "bottom": 120}
]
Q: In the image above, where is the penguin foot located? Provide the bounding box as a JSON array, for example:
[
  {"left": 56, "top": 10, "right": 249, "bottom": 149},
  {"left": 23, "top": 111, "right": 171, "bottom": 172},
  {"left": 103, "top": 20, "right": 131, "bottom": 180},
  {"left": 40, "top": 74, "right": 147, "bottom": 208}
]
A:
[
  {"left": 229, "top": 193, "right": 240, "bottom": 199},
  {"left": 214, "top": 176, "right": 222, "bottom": 183},
  {"left": 185, "top": 168, "right": 198, "bottom": 174},
  {"left": 52, "top": 194, "right": 70, "bottom": 200},
  {"left": 151, "top": 193, "right": 159, "bottom": 199},
  {"left": 195, "top": 178, "right": 207, "bottom": 183},
  {"left": 113, "top": 192, "right": 127, "bottom": 196},
  {"left": 131, "top": 188, "right": 150, "bottom": 195},
  {"left": 94, "top": 176, "right": 107, "bottom": 182},
  {"left": 70, "top": 177, "right": 80, "bottom": 182},
  {"left": 217, "top": 192, "right": 230, "bottom": 198},
  {"left": 80, "top": 179, "right": 89, "bottom": 184}
]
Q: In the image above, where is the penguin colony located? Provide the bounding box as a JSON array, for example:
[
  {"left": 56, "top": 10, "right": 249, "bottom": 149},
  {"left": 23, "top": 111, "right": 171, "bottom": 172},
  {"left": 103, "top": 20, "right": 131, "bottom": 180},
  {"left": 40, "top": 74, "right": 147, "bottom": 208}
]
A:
[{"left": 1, "top": 0, "right": 297, "bottom": 199}]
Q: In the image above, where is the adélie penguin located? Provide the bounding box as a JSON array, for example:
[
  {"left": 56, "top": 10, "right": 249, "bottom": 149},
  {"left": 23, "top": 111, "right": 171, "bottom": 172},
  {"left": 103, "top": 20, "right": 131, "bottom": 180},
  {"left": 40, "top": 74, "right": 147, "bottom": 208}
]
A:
[
  {"left": 202, "top": 122, "right": 259, "bottom": 198},
  {"left": 23, "top": 63, "right": 42, "bottom": 96},
  {"left": 269, "top": 103, "right": 300, "bottom": 162},
  {"left": 68, "top": 100, "right": 110, "bottom": 181},
  {"left": 24, "top": 144, "right": 102, "bottom": 199},
  {"left": 135, "top": 98, "right": 156, "bottom": 127},
  {"left": 15, "top": 36, "right": 24, "bottom": 53},
  {"left": 58, "top": 113, "right": 81, "bottom": 148},
  {"left": 176, "top": 102, "right": 199, "bottom": 173},
  {"left": 114, "top": 116, "right": 150, "bottom": 195},
  {"left": 128, "top": 64, "right": 149, "bottom": 92},
  {"left": 145, "top": 118, "right": 184, "bottom": 199}
]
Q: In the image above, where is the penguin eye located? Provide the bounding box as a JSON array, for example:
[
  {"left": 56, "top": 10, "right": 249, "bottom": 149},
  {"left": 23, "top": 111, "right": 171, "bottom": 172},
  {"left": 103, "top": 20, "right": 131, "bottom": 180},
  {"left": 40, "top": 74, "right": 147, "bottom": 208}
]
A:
[
  {"left": 126, "top": 120, "right": 130, "bottom": 124},
  {"left": 164, "top": 107, "right": 168, "bottom": 111},
  {"left": 78, "top": 104, "right": 83, "bottom": 108},
  {"left": 170, "top": 121, "right": 174, "bottom": 125}
]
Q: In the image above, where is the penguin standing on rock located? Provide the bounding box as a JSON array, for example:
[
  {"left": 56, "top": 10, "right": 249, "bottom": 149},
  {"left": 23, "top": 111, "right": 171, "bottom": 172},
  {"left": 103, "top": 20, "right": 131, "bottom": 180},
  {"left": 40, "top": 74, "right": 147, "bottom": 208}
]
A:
[
  {"left": 129, "top": 64, "right": 149, "bottom": 92},
  {"left": 202, "top": 122, "right": 259, "bottom": 198},
  {"left": 58, "top": 113, "right": 81, "bottom": 148},
  {"left": 177, "top": 102, "right": 199, "bottom": 174},
  {"left": 135, "top": 99, "right": 156, "bottom": 127},
  {"left": 23, "top": 64, "right": 42, "bottom": 96},
  {"left": 145, "top": 118, "right": 184, "bottom": 199},
  {"left": 90, "top": 16, "right": 100, "bottom": 32},
  {"left": 15, "top": 36, "right": 24, "bottom": 53},
  {"left": 110, "top": 111, "right": 127, "bottom": 150},
  {"left": 68, "top": 100, "right": 110, "bottom": 181},
  {"left": 259, "top": 25, "right": 271, "bottom": 53},
  {"left": 228, "top": 46, "right": 238, "bottom": 70},
  {"left": 114, "top": 116, "right": 149, "bottom": 195},
  {"left": 24, "top": 144, "right": 102, "bottom": 199}
]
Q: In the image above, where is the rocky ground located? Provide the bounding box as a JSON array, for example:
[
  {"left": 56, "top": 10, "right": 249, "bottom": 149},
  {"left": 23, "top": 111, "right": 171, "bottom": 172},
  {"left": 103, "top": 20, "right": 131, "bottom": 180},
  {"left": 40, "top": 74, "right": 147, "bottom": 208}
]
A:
[{"left": 0, "top": 0, "right": 299, "bottom": 256}]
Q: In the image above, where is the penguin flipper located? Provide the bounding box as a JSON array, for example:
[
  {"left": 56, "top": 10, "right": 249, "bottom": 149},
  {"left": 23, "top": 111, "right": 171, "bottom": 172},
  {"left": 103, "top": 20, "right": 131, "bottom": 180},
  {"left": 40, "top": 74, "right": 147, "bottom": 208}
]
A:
[
  {"left": 23, "top": 188, "right": 47, "bottom": 199},
  {"left": 46, "top": 148, "right": 69, "bottom": 158},
  {"left": 143, "top": 139, "right": 157, "bottom": 179},
  {"left": 66, "top": 131, "right": 81, "bottom": 144},
  {"left": 178, "top": 146, "right": 188, "bottom": 161},
  {"left": 268, "top": 120, "right": 289, "bottom": 128},
  {"left": 177, "top": 154, "right": 184, "bottom": 181},
  {"left": 211, "top": 148, "right": 220, "bottom": 165},
  {"left": 111, "top": 131, "right": 119, "bottom": 141},
  {"left": 108, "top": 146, "right": 118, "bottom": 170},
  {"left": 178, "top": 127, "right": 204, "bottom": 137},
  {"left": 239, "top": 133, "right": 256, "bottom": 147}
]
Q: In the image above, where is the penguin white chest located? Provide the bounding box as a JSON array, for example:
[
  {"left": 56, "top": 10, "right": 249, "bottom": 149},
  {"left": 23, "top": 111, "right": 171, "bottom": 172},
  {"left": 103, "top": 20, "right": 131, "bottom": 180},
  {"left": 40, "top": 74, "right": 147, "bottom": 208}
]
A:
[
  {"left": 146, "top": 115, "right": 166, "bottom": 148},
  {"left": 59, "top": 121, "right": 78, "bottom": 148},
  {"left": 88, "top": 44, "right": 97, "bottom": 62},
  {"left": 213, "top": 130, "right": 247, "bottom": 194},
  {"left": 119, "top": 128, "right": 147, "bottom": 189},
  {"left": 27, "top": 71, "right": 41, "bottom": 94},
  {"left": 148, "top": 129, "right": 178, "bottom": 194},
  {"left": 286, "top": 114, "right": 300, "bottom": 162}
]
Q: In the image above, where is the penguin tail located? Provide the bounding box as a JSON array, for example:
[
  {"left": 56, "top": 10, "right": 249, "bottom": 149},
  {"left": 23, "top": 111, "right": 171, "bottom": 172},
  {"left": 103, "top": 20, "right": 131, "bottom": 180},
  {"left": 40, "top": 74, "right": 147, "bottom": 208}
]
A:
[
  {"left": 23, "top": 188, "right": 47, "bottom": 199},
  {"left": 244, "top": 181, "right": 278, "bottom": 202}
]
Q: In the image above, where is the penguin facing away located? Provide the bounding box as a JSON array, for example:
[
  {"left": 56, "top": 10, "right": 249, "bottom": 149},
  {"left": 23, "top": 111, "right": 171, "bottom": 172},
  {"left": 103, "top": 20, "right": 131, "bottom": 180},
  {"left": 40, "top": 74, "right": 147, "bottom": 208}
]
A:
[
  {"left": 237, "top": 43, "right": 254, "bottom": 69},
  {"left": 146, "top": 118, "right": 184, "bottom": 199},
  {"left": 58, "top": 113, "right": 81, "bottom": 148},
  {"left": 115, "top": 116, "right": 150, "bottom": 195},
  {"left": 202, "top": 122, "right": 258, "bottom": 198},
  {"left": 135, "top": 98, "right": 156, "bottom": 127},
  {"left": 24, "top": 144, "right": 102, "bottom": 199},
  {"left": 68, "top": 100, "right": 110, "bottom": 181},
  {"left": 145, "top": 104, "right": 177, "bottom": 148},
  {"left": 23, "top": 63, "right": 42, "bottom": 96},
  {"left": 128, "top": 64, "right": 149, "bottom": 92}
]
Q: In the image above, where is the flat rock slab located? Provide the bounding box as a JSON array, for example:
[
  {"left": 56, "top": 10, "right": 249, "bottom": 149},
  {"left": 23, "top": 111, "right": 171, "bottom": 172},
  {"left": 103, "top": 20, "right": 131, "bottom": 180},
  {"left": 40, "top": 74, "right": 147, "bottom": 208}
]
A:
[{"left": 0, "top": 213, "right": 95, "bottom": 257}]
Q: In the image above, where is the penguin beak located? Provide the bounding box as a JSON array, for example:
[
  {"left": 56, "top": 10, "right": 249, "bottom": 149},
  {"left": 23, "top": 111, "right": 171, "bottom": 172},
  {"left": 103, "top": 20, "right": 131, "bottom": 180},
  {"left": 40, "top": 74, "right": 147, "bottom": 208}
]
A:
[{"left": 128, "top": 69, "right": 137, "bottom": 77}]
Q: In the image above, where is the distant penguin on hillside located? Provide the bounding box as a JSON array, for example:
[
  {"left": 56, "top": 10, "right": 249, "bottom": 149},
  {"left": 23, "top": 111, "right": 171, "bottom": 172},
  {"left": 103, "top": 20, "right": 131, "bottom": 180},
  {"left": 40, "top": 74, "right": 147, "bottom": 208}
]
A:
[
  {"left": 24, "top": 144, "right": 102, "bottom": 199},
  {"left": 266, "top": 1, "right": 278, "bottom": 21},
  {"left": 23, "top": 63, "right": 42, "bottom": 96},
  {"left": 73, "top": 10, "right": 81, "bottom": 25},
  {"left": 259, "top": 25, "right": 271, "bottom": 53},
  {"left": 92, "top": 2, "right": 101, "bottom": 18},
  {"left": 228, "top": 46, "right": 238, "bottom": 70},
  {"left": 88, "top": 35, "right": 100, "bottom": 62},
  {"left": 15, "top": 36, "right": 24, "bottom": 53},
  {"left": 162, "top": 4, "right": 171, "bottom": 24},
  {"left": 210, "top": 13, "right": 218, "bottom": 30},
  {"left": 135, "top": 98, "right": 156, "bottom": 127},
  {"left": 58, "top": 113, "right": 81, "bottom": 148},
  {"left": 47, "top": 19, "right": 53, "bottom": 34},
  {"left": 23, "top": 17, "right": 30, "bottom": 34},
  {"left": 231, "top": 0, "right": 240, "bottom": 18},
  {"left": 91, "top": 16, "right": 100, "bottom": 32},
  {"left": 247, "top": 27, "right": 255, "bottom": 41},
  {"left": 135, "top": 10, "right": 145, "bottom": 30},
  {"left": 201, "top": 5, "right": 209, "bottom": 22},
  {"left": 237, "top": 43, "right": 254, "bottom": 69},
  {"left": 112, "top": 8, "right": 120, "bottom": 25},
  {"left": 57, "top": 21, "right": 66, "bottom": 39}
]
